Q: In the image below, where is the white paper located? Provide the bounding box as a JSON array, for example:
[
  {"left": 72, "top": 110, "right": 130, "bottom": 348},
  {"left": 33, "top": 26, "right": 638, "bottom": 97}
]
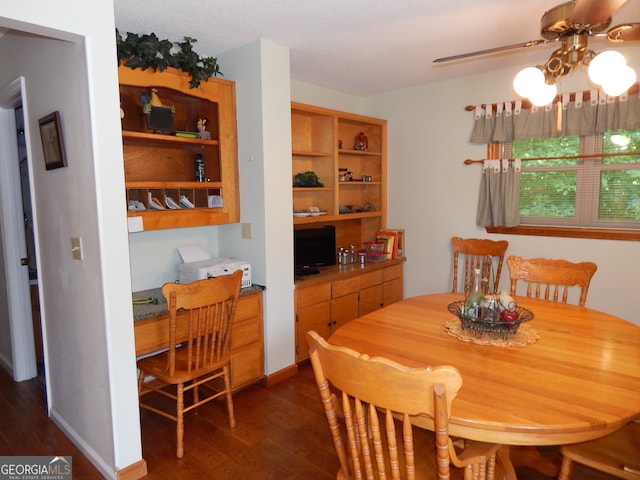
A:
[{"left": 177, "top": 245, "right": 211, "bottom": 263}]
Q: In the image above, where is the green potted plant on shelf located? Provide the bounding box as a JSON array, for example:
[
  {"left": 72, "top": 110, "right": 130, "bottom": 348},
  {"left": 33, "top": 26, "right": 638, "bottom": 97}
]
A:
[{"left": 116, "top": 30, "right": 222, "bottom": 88}]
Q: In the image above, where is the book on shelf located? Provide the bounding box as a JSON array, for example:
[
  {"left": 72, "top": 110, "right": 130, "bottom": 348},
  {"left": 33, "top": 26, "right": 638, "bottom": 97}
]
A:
[
  {"left": 376, "top": 231, "right": 396, "bottom": 260},
  {"left": 386, "top": 228, "right": 404, "bottom": 257},
  {"left": 376, "top": 229, "right": 405, "bottom": 259}
]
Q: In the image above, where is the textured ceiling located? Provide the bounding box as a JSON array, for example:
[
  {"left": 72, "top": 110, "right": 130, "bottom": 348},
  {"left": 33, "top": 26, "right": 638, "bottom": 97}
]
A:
[{"left": 113, "top": 0, "right": 640, "bottom": 96}]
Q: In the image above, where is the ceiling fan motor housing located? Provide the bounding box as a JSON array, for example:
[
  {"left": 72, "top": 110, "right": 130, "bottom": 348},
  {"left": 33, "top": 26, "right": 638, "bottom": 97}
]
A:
[{"left": 541, "top": 1, "right": 612, "bottom": 38}]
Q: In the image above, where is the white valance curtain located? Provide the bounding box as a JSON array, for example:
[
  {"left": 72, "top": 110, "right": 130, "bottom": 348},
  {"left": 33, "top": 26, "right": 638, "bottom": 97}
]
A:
[{"left": 472, "top": 85, "right": 640, "bottom": 228}]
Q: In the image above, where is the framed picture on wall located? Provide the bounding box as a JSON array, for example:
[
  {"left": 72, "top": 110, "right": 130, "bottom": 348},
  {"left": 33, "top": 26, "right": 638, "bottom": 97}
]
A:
[{"left": 38, "top": 111, "right": 67, "bottom": 170}]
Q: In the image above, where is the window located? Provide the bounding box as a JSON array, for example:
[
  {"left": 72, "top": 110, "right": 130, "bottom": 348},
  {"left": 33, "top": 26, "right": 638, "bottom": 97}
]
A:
[{"left": 504, "top": 129, "right": 640, "bottom": 231}]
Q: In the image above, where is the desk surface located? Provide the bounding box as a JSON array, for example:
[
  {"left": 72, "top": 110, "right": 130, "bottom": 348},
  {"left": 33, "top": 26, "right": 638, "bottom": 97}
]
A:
[
  {"left": 328, "top": 293, "right": 640, "bottom": 446},
  {"left": 132, "top": 284, "right": 264, "bottom": 321}
]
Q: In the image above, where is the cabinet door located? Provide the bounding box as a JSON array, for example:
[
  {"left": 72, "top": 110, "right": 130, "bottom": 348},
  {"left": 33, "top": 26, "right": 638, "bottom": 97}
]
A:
[
  {"left": 296, "top": 301, "right": 331, "bottom": 362},
  {"left": 383, "top": 277, "right": 403, "bottom": 307},
  {"left": 230, "top": 344, "right": 263, "bottom": 392},
  {"left": 359, "top": 284, "right": 382, "bottom": 317},
  {"left": 229, "top": 292, "right": 264, "bottom": 390},
  {"left": 296, "top": 282, "right": 332, "bottom": 362},
  {"left": 332, "top": 293, "right": 359, "bottom": 331},
  {"left": 382, "top": 264, "right": 403, "bottom": 307}
]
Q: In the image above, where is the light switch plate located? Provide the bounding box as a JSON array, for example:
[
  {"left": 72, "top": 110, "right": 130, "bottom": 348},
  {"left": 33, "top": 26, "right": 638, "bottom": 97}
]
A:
[
  {"left": 71, "top": 236, "right": 83, "bottom": 261},
  {"left": 127, "top": 216, "right": 144, "bottom": 232},
  {"left": 241, "top": 222, "right": 252, "bottom": 239}
]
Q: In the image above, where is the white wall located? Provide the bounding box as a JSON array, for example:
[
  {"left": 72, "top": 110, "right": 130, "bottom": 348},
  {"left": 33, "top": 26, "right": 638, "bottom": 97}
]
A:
[
  {"left": 218, "top": 39, "right": 296, "bottom": 375},
  {"left": 217, "top": 41, "right": 268, "bottom": 284},
  {"left": 291, "top": 79, "right": 363, "bottom": 113},
  {"left": 0, "top": 2, "right": 142, "bottom": 478},
  {"left": 129, "top": 226, "right": 220, "bottom": 290}
]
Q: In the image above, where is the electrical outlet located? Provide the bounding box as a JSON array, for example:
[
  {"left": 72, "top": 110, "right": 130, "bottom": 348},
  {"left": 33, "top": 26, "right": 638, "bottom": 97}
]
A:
[{"left": 71, "top": 236, "right": 83, "bottom": 261}]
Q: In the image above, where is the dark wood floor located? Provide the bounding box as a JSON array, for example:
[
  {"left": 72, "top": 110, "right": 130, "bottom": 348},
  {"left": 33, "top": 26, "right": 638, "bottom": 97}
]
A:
[{"left": 0, "top": 362, "right": 618, "bottom": 479}]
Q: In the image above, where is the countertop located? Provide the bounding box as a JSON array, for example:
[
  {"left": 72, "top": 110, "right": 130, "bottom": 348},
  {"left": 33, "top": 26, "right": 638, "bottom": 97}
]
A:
[
  {"left": 294, "top": 257, "right": 405, "bottom": 287},
  {"left": 132, "top": 284, "right": 265, "bottom": 321}
]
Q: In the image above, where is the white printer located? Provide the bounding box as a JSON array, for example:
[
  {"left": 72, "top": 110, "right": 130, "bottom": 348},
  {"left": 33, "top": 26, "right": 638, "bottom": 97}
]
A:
[
  {"left": 178, "top": 258, "right": 251, "bottom": 287},
  {"left": 176, "top": 246, "right": 251, "bottom": 287}
]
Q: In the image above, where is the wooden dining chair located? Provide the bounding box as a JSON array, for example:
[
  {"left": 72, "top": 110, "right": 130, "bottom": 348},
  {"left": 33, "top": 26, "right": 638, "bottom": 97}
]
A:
[
  {"left": 306, "top": 330, "right": 514, "bottom": 480},
  {"left": 506, "top": 255, "right": 597, "bottom": 306},
  {"left": 137, "top": 270, "right": 242, "bottom": 458},
  {"left": 558, "top": 419, "right": 640, "bottom": 480},
  {"left": 451, "top": 237, "right": 508, "bottom": 294}
]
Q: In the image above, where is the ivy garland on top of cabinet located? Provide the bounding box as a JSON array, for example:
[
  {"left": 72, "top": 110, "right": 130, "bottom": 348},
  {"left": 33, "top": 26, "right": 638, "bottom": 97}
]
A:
[
  {"left": 116, "top": 31, "right": 222, "bottom": 89},
  {"left": 119, "top": 65, "right": 240, "bottom": 231}
]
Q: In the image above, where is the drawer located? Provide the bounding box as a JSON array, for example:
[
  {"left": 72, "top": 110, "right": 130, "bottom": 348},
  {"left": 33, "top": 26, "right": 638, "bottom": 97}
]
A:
[
  {"left": 296, "top": 282, "right": 331, "bottom": 308},
  {"left": 230, "top": 343, "right": 264, "bottom": 390},
  {"left": 235, "top": 292, "right": 262, "bottom": 322},
  {"left": 332, "top": 276, "right": 360, "bottom": 298},
  {"left": 230, "top": 318, "right": 262, "bottom": 350},
  {"left": 359, "top": 270, "right": 383, "bottom": 289},
  {"left": 382, "top": 264, "right": 403, "bottom": 282}
]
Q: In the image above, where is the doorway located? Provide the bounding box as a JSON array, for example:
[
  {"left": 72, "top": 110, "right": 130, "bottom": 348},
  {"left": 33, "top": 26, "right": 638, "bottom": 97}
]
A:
[
  {"left": 0, "top": 77, "right": 38, "bottom": 382},
  {"left": 16, "top": 106, "right": 43, "bottom": 376}
]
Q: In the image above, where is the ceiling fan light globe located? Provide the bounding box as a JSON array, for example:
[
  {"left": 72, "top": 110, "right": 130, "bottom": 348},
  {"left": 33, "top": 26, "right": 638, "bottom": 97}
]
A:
[
  {"left": 588, "top": 50, "right": 627, "bottom": 85},
  {"left": 528, "top": 82, "right": 558, "bottom": 107},
  {"left": 602, "top": 65, "right": 637, "bottom": 97},
  {"left": 513, "top": 67, "right": 545, "bottom": 98}
]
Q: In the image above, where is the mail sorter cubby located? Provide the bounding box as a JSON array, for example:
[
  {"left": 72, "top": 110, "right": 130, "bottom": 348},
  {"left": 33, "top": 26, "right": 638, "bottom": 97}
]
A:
[{"left": 119, "top": 65, "right": 239, "bottom": 231}]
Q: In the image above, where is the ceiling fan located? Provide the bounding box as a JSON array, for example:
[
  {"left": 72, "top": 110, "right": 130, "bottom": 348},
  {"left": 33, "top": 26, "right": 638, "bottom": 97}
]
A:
[
  {"left": 434, "top": 0, "right": 640, "bottom": 104},
  {"left": 434, "top": 0, "right": 640, "bottom": 65}
]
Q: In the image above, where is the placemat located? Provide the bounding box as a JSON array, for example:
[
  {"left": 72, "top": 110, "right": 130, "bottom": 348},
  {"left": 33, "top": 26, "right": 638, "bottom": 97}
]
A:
[{"left": 443, "top": 318, "right": 539, "bottom": 347}]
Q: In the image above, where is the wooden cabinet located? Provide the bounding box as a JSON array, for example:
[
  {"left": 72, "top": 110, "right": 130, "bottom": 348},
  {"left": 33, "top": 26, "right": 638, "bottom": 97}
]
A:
[
  {"left": 291, "top": 102, "right": 387, "bottom": 248},
  {"left": 134, "top": 290, "right": 264, "bottom": 391},
  {"left": 382, "top": 263, "right": 404, "bottom": 306},
  {"left": 295, "top": 283, "right": 332, "bottom": 361},
  {"left": 119, "top": 66, "right": 239, "bottom": 230},
  {"left": 292, "top": 102, "right": 399, "bottom": 363},
  {"left": 229, "top": 291, "right": 265, "bottom": 391},
  {"left": 294, "top": 260, "right": 404, "bottom": 362}
]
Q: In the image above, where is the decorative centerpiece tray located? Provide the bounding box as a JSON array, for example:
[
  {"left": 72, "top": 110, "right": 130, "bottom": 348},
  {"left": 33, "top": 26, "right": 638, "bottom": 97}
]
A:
[{"left": 447, "top": 300, "right": 534, "bottom": 340}]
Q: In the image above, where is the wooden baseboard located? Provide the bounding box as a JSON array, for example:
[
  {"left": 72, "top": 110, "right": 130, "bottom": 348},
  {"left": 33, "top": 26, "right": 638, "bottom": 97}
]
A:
[
  {"left": 116, "top": 459, "right": 148, "bottom": 480},
  {"left": 262, "top": 364, "right": 298, "bottom": 387}
]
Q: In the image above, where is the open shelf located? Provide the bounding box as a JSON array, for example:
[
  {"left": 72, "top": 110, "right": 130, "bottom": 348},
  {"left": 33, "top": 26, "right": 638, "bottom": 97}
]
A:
[
  {"left": 291, "top": 102, "right": 387, "bottom": 248},
  {"left": 119, "top": 66, "right": 239, "bottom": 231}
]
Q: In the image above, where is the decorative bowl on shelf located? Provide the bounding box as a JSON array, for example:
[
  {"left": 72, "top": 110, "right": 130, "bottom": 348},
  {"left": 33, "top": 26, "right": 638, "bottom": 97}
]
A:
[{"left": 447, "top": 300, "right": 534, "bottom": 339}]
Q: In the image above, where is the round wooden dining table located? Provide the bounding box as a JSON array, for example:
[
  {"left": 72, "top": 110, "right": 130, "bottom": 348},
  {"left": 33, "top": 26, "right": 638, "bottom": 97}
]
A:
[{"left": 328, "top": 293, "right": 640, "bottom": 446}]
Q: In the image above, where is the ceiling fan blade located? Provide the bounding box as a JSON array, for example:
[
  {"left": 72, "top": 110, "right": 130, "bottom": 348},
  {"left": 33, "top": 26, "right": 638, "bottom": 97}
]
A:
[
  {"left": 433, "top": 39, "right": 552, "bottom": 63},
  {"left": 608, "top": 23, "right": 640, "bottom": 42},
  {"left": 568, "top": 0, "right": 629, "bottom": 27}
]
